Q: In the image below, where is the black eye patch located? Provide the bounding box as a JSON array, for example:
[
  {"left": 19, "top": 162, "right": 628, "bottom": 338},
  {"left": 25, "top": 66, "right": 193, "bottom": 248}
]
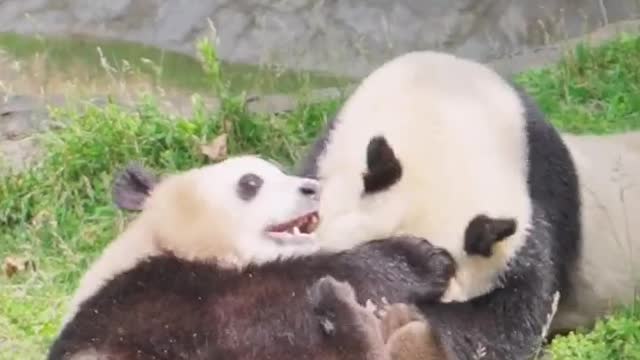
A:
[{"left": 237, "top": 173, "right": 264, "bottom": 201}]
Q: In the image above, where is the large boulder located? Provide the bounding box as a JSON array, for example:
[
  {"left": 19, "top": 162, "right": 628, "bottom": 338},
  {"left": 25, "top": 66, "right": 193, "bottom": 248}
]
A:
[{"left": 0, "top": 0, "right": 638, "bottom": 77}]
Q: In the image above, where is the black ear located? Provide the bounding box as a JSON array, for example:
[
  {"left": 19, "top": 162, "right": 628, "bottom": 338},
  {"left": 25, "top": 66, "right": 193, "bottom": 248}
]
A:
[
  {"left": 362, "top": 136, "right": 403, "bottom": 194},
  {"left": 112, "top": 162, "right": 159, "bottom": 211},
  {"left": 464, "top": 214, "right": 517, "bottom": 257}
]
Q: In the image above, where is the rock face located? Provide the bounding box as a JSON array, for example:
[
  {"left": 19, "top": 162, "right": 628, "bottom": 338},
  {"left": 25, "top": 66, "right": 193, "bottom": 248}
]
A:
[
  {"left": 0, "top": 94, "right": 50, "bottom": 172},
  {"left": 0, "top": 0, "right": 638, "bottom": 77}
]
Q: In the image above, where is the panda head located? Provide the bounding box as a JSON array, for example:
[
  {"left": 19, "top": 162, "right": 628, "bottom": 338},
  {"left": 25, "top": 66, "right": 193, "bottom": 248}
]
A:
[
  {"left": 113, "top": 155, "right": 321, "bottom": 265},
  {"left": 313, "top": 51, "right": 533, "bottom": 301},
  {"left": 316, "top": 135, "right": 518, "bottom": 251}
]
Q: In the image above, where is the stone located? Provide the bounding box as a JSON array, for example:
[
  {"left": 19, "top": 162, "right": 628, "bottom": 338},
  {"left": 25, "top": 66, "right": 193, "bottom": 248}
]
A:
[
  {"left": 0, "top": 0, "right": 638, "bottom": 78},
  {"left": 0, "top": 137, "right": 42, "bottom": 173},
  {"left": 0, "top": 94, "right": 50, "bottom": 141},
  {"left": 488, "top": 19, "right": 640, "bottom": 77}
]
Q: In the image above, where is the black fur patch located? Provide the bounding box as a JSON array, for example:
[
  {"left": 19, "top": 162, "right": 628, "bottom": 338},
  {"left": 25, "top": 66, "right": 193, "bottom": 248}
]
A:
[
  {"left": 49, "top": 237, "right": 455, "bottom": 360},
  {"left": 464, "top": 214, "right": 517, "bottom": 257},
  {"left": 363, "top": 136, "right": 403, "bottom": 194},
  {"left": 112, "top": 162, "right": 159, "bottom": 211},
  {"left": 513, "top": 83, "right": 582, "bottom": 336},
  {"left": 236, "top": 173, "right": 264, "bottom": 201}
]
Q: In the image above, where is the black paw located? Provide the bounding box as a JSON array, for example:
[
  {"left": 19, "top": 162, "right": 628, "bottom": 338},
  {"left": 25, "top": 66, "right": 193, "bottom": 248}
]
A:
[{"left": 390, "top": 236, "right": 456, "bottom": 302}]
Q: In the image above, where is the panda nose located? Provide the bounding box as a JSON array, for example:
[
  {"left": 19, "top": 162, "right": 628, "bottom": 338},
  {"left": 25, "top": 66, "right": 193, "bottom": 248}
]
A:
[{"left": 299, "top": 180, "right": 319, "bottom": 197}]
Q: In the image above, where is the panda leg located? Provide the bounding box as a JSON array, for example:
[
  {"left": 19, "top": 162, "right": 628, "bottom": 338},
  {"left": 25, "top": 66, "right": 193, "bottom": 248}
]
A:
[
  {"left": 309, "top": 276, "right": 390, "bottom": 360},
  {"left": 379, "top": 303, "right": 446, "bottom": 360}
]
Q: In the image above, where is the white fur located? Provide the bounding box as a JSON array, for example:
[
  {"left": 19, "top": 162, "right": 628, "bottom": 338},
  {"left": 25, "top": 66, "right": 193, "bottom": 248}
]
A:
[
  {"left": 63, "top": 156, "right": 320, "bottom": 324},
  {"left": 315, "top": 51, "right": 533, "bottom": 302},
  {"left": 551, "top": 132, "right": 640, "bottom": 332}
]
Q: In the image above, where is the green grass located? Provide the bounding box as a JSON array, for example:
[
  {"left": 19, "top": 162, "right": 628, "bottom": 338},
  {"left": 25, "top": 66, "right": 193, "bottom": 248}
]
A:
[
  {"left": 0, "top": 32, "right": 352, "bottom": 94},
  {"left": 1, "top": 33, "right": 640, "bottom": 359},
  {"left": 515, "top": 32, "right": 640, "bottom": 134},
  {"left": 547, "top": 305, "right": 640, "bottom": 360}
]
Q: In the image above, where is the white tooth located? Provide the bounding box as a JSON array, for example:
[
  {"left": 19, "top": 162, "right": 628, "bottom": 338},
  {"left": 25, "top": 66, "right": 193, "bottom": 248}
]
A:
[{"left": 293, "top": 226, "right": 301, "bottom": 235}]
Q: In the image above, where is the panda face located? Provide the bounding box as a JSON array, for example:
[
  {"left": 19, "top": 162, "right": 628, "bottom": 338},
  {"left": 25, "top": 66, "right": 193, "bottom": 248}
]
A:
[
  {"left": 190, "top": 156, "right": 321, "bottom": 263},
  {"left": 68, "top": 157, "right": 321, "bottom": 326},
  {"left": 112, "top": 156, "right": 322, "bottom": 265}
]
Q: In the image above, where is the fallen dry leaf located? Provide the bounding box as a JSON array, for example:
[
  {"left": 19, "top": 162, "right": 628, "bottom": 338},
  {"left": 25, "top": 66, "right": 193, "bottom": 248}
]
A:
[
  {"left": 3, "top": 256, "right": 35, "bottom": 278},
  {"left": 200, "top": 133, "right": 228, "bottom": 161}
]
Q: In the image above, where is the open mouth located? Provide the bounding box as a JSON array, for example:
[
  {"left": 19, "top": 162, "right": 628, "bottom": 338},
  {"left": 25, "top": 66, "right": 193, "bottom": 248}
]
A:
[{"left": 265, "top": 211, "right": 320, "bottom": 243}]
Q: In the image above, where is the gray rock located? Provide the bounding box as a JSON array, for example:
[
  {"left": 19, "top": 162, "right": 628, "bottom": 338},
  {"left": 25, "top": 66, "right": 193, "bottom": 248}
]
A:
[
  {"left": 245, "top": 86, "right": 349, "bottom": 114},
  {"left": 488, "top": 19, "right": 640, "bottom": 77},
  {"left": 0, "top": 94, "right": 50, "bottom": 141},
  {"left": 0, "top": 94, "right": 51, "bottom": 173},
  {"left": 0, "top": 0, "right": 638, "bottom": 77},
  {"left": 0, "top": 137, "right": 42, "bottom": 173}
]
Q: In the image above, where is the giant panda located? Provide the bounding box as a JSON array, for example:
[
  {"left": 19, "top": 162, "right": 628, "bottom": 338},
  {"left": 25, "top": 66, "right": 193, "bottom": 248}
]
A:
[
  {"left": 62, "top": 155, "right": 323, "bottom": 325},
  {"left": 48, "top": 156, "right": 457, "bottom": 360},
  {"left": 298, "top": 51, "right": 640, "bottom": 340},
  {"left": 549, "top": 131, "right": 640, "bottom": 334},
  {"left": 297, "top": 50, "right": 582, "bottom": 359}
]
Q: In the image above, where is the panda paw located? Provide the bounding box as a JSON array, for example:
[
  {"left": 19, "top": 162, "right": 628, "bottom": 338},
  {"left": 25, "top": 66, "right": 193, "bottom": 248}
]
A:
[
  {"left": 378, "top": 303, "right": 425, "bottom": 341},
  {"left": 309, "top": 276, "right": 383, "bottom": 340},
  {"left": 391, "top": 236, "right": 456, "bottom": 302}
]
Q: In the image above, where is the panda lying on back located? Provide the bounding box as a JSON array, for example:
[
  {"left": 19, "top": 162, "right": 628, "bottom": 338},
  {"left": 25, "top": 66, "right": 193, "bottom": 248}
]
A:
[
  {"left": 62, "top": 156, "right": 322, "bottom": 325},
  {"left": 298, "top": 50, "right": 580, "bottom": 359},
  {"left": 49, "top": 155, "right": 456, "bottom": 360},
  {"left": 309, "top": 275, "right": 445, "bottom": 360}
]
